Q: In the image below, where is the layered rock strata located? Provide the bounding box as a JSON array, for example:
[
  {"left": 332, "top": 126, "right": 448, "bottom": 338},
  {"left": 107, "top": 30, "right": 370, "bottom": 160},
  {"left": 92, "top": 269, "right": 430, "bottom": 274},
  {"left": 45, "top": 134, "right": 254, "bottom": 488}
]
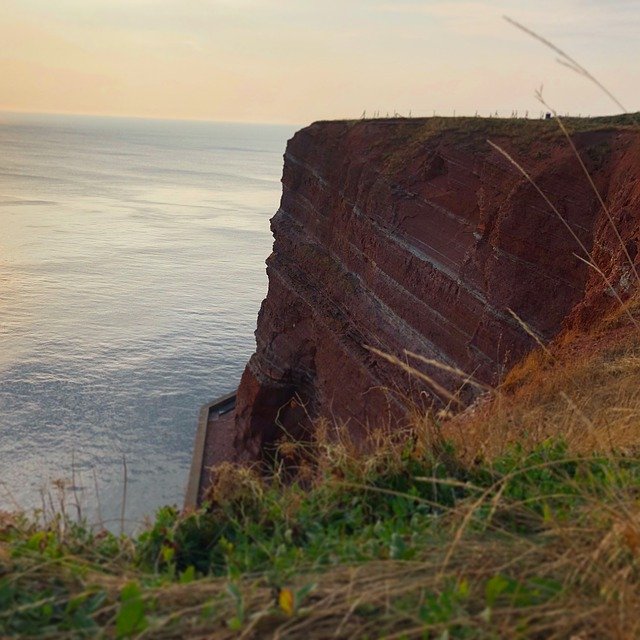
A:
[{"left": 228, "top": 117, "right": 640, "bottom": 464}]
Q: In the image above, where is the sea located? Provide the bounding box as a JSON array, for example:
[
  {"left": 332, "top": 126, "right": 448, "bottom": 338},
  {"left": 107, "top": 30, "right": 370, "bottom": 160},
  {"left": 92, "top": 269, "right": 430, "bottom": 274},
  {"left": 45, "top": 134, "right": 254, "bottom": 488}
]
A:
[{"left": 0, "top": 113, "right": 296, "bottom": 529}]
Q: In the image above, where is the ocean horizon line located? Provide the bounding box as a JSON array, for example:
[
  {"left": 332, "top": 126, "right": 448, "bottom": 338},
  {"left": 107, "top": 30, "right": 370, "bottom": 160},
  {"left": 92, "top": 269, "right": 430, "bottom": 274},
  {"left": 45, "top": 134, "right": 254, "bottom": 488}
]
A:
[{"left": 0, "top": 108, "right": 303, "bottom": 129}]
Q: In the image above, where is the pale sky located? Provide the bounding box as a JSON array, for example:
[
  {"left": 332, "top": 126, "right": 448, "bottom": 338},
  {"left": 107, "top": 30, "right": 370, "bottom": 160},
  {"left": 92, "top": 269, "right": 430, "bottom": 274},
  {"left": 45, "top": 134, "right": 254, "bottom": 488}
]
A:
[{"left": 1, "top": 0, "right": 638, "bottom": 124}]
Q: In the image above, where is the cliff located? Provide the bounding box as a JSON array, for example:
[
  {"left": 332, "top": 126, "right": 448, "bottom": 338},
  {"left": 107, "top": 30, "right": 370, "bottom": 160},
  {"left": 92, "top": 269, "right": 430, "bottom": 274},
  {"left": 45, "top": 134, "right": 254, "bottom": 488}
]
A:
[{"left": 225, "top": 116, "right": 640, "bottom": 466}]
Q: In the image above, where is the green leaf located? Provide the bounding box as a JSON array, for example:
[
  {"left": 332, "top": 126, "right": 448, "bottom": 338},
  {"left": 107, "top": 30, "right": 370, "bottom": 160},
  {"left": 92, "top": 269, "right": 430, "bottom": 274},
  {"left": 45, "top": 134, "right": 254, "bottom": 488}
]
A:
[
  {"left": 295, "top": 582, "right": 317, "bottom": 608},
  {"left": 161, "top": 545, "right": 175, "bottom": 564},
  {"left": 179, "top": 565, "right": 196, "bottom": 584},
  {"left": 41, "top": 602, "right": 54, "bottom": 621},
  {"left": 116, "top": 582, "right": 147, "bottom": 638},
  {"left": 0, "top": 580, "right": 15, "bottom": 608},
  {"left": 227, "top": 616, "right": 243, "bottom": 631},
  {"left": 201, "top": 600, "right": 217, "bottom": 620},
  {"left": 457, "top": 577, "right": 470, "bottom": 599},
  {"left": 485, "top": 574, "right": 511, "bottom": 607},
  {"left": 225, "top": 582, "right": 244, "bottom": 623},
  {"left": 26, "top": 531, "right": 46, "bottom": 551},
  {"left": 389, "top": 533, "right": 407, "bottom": 559}
]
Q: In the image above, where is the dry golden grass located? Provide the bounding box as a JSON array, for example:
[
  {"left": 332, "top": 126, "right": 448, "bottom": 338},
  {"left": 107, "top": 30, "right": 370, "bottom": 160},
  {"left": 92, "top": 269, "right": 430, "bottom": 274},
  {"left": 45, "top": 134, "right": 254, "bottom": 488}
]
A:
[{"left": 442, "top": 302, "right": 640, "bottom": 464}]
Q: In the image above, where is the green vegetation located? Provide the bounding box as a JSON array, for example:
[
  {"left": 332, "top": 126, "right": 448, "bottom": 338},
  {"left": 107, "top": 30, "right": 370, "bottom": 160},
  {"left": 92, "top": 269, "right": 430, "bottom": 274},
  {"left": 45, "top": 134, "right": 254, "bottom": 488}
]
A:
[{"left": 3, "top": 432, "right": 640, "bottom": 638}]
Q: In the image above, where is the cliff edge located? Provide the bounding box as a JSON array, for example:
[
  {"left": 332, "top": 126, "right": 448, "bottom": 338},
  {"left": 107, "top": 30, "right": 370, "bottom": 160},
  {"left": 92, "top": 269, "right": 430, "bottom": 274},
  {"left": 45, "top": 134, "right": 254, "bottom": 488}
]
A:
[{"left": 220, "top": 116, "right": 640, "bottom": 469}]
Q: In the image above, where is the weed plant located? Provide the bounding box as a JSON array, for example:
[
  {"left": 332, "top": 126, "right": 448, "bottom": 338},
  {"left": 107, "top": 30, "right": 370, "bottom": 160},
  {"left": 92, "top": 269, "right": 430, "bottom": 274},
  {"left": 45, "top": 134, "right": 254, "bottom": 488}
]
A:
[{"left": 4, "top": 410, "right": 640, "bottom": 638}]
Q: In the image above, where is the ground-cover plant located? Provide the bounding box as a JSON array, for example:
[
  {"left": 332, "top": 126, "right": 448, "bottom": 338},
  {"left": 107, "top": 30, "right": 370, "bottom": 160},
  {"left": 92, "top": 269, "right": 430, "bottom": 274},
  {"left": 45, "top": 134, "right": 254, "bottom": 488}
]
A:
[{"left": 3, "top": 429, "right": 640, "bottom": 638}]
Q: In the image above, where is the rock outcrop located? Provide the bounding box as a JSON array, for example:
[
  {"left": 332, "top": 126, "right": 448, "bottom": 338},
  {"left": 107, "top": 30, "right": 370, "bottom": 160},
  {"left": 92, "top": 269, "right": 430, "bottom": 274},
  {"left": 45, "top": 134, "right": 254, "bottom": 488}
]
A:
[{"left": 227, "top": 117, "right": 640, "bottom": 465}]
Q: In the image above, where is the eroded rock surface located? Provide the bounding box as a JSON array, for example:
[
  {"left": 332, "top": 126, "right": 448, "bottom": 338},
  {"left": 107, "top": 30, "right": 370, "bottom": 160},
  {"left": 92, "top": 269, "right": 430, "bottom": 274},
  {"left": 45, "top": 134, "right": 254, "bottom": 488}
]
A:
[{"left": 227, "top": 117, "right": 640, "bottom": 464}]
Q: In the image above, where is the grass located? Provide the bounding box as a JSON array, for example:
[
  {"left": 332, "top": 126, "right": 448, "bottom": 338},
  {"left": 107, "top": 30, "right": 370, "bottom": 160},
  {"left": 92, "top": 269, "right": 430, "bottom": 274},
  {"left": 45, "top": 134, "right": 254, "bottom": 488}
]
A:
[
  {"left": 444, "top": 312, "right": 640, "bottom": 464},
  {"left": 336, "top": 111, "right": 640, "bottom": 179},
  {"left": 3, "top": 445, "right": 640, "bottom": 638}
]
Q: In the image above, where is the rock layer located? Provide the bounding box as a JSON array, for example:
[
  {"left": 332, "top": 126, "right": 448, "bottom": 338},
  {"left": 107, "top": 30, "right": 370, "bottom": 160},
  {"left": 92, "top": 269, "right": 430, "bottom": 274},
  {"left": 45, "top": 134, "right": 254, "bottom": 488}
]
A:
[{"left": 229, "top": 117, "right": 640, "bottom": 464}]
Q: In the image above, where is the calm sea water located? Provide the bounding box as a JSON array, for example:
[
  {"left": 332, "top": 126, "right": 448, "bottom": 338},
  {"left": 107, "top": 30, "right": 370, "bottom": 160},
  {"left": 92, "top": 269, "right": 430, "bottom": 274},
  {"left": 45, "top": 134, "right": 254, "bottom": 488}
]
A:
[{"left": 0, "top": 113, "right": 295, "bottom": 528}]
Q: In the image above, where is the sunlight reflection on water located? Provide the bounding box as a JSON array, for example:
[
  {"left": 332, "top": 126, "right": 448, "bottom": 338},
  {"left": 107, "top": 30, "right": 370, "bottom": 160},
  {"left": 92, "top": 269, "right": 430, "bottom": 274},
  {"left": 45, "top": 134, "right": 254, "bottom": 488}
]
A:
[{"left": 0, "top": 114, "right": 295, "bottom": 528}]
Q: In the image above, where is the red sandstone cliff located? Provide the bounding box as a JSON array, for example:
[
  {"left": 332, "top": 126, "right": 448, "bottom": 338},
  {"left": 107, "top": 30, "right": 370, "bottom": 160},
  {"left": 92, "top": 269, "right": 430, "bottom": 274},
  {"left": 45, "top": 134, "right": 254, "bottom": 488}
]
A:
[{"left": 228, "top": 117, "right": 640, "bottom": 465}]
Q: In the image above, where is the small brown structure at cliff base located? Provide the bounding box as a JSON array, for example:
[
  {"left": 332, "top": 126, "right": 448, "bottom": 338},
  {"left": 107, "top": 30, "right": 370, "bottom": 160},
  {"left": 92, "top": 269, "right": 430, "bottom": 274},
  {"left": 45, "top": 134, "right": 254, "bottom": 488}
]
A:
[{"left": 184, "top": 392, "right": 236, "bottom": 509}]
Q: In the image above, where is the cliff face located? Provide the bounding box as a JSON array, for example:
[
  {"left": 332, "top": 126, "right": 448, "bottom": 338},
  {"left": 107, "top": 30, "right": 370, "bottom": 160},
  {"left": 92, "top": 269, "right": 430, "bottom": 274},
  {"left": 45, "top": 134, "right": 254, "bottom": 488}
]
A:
[{"left": 230, "top": 118, "right": 640, "bottom": 463}]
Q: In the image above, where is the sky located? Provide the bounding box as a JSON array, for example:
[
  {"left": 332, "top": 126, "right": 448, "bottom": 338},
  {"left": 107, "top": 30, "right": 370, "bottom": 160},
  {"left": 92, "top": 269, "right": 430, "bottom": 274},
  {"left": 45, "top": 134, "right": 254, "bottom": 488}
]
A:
[{"left": 1, "top": 0, "right": 638, "bottom": 124}]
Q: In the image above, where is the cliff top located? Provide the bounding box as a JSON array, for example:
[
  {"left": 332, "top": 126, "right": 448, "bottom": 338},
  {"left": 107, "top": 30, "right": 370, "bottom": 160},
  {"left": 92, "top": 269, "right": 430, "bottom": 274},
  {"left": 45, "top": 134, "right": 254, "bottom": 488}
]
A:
[
  {"left": 313, "top": 111, "right": 640, "bottom": 132},
  {"left": 288, "top": 113, "right": 639, "bottom": 186}
]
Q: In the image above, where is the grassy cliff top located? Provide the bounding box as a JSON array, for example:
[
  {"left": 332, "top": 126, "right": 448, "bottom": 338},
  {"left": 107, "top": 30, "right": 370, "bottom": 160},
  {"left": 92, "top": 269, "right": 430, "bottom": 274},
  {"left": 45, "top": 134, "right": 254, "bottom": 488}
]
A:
[
  {"left": 316, "top": 111, "right": 640, "bottom": 133},
  {"left": 300, "top": 112, "right": 639, "bottom": 176}
]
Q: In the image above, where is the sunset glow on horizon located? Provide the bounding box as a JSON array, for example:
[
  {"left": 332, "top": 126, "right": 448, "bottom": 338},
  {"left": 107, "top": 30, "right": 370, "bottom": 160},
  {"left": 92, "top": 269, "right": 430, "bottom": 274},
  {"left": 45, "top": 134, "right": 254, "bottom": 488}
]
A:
[{"left": 1, "top": 0, "right": 639, "bottom": 125}]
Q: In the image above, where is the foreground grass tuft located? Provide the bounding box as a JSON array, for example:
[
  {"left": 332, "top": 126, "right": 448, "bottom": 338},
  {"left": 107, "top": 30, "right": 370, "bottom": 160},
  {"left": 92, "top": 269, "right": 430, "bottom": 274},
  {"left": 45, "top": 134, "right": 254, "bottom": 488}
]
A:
[{"left": 3, "top": 431, "right": 640, "bottom": 638}]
